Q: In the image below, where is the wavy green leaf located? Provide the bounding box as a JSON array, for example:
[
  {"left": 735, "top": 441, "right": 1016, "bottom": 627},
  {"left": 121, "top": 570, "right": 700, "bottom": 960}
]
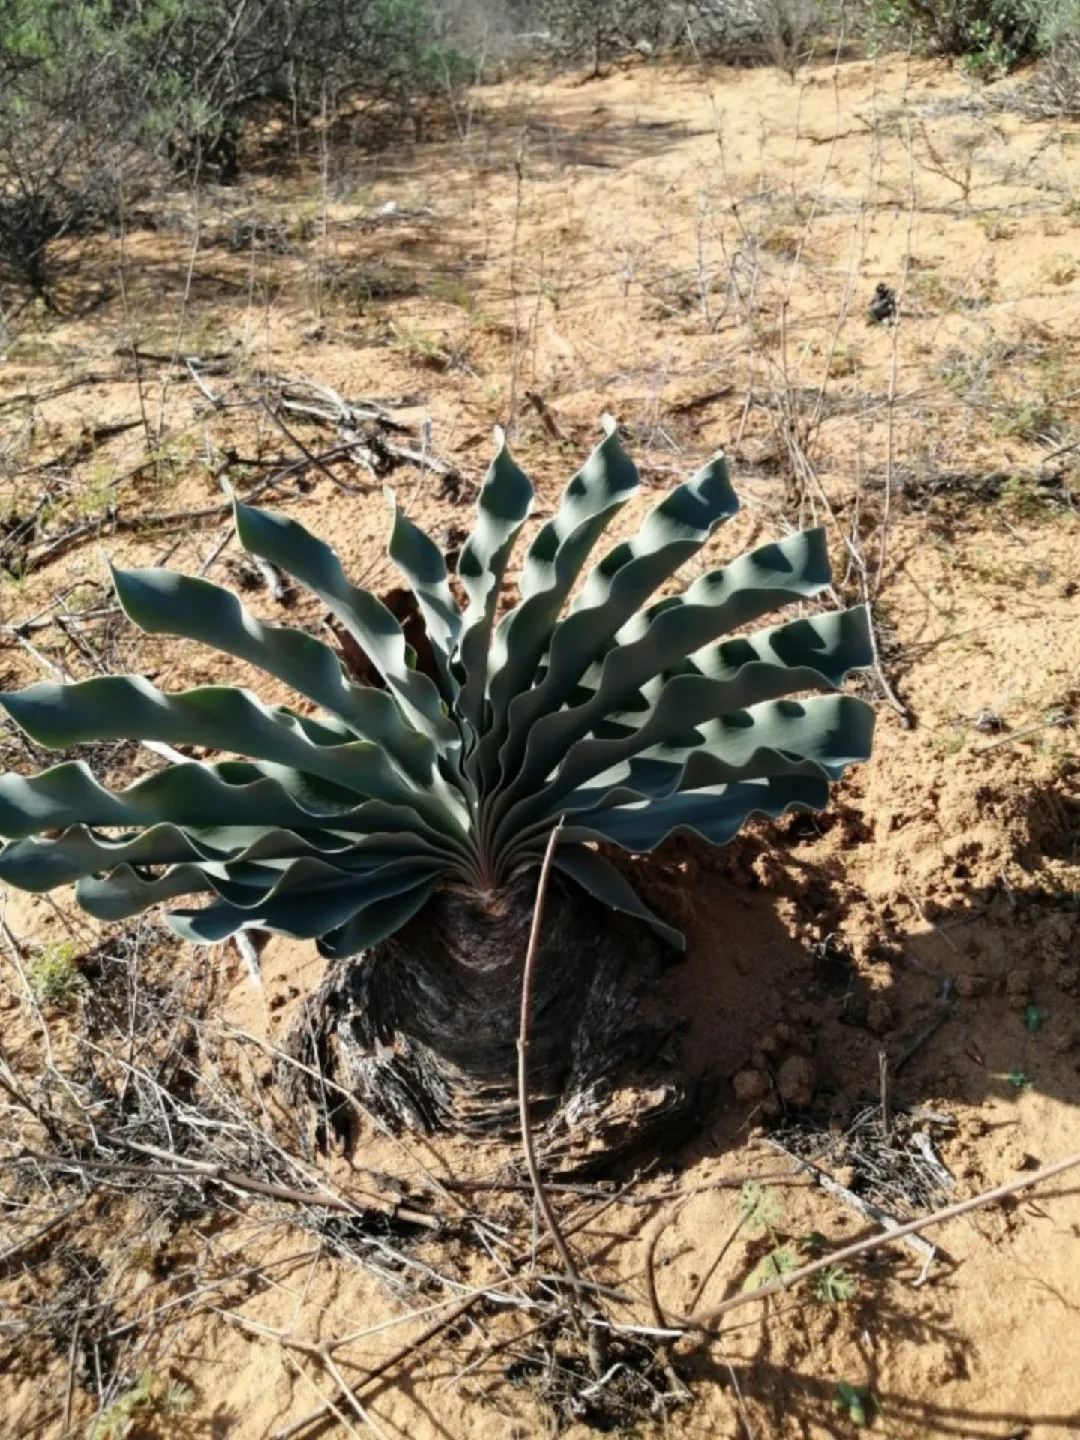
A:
[
  {"left": 0, "top": 819, "right": 446, "bottom": 892},
  {"left": 0, "top": 677, "right": 465, "bottom": 835},
  {"left": 560, "top": 773, "right": 832, "bottom": 853},
  {"left": 545, "top": 843, "right": 685, "bottom": 950},
  {"left": 386, "top": 491, "right": 462, "bottom": 703},
  {"left": 111, "top": 563, "right": 439, "bottom": 788},
  {"left": 472, "top": 419, "right": 640, "bottom": 792},
  {"left": 500, "top": 694, "right": 874, "bottom": 865},
  {"left": 316, "top": 877, "right": 440, "bottom": 959},
  {"left": 490, "top": 530, "right": 839, "bottom": 828},
  {"left": 231, "top": 494, "right": 460, "bottom": 754},
  {"left": 76, "top": 863, "right": 215, "bottom": 922},
  {"left": 493, "top": 452, "right": 739, "bottom": 790},
  {"left": 0, "top": 761, "right": 472, "bottom": 870},
  {"left": 164, "top": 855, "right": 445, "bottom": 944},
  {"left": 456, "top": 432, "right": 533, "bottom": 737},
  {"left": 592, "top": 606, "right": 873, "bottom": 734},
  {"left": 499, "top": 686, "right": 873, "bottom": 848}
]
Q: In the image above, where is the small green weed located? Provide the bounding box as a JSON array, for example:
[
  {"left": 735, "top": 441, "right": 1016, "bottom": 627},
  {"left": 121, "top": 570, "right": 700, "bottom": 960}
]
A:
[
  {"left": 743, "top": 1243, "right": 800, "bottom": 1291},
  {"left": 914, "top": 270, "right": 953, "bottom": 311},
  {"left": 932, "top": 727, "right": 967, "bottom": 758},
  {"left": 736, "top": 1187, "right": 858, "bottom": 1300},
  {"left": 812, "top": 1265, "right": 859, "bottom": 1304},
  {"left": 390, "top": 321, "right": 451, "bottom": 370},
  {"left": 480, "top": 377, "right": 505, "bottom": 415},
  {"left": 69, "top": 466, "right": 116, "bottom": 520},
  {"left": 91, "top": 1373, "right": 154, "bottom": 1440},
  {"left": 291, "top": 202, "right": 319, "bottom": 244},
  {"left": 834, "top": 1380, "right": 875, "bottom": 1426},
  {"left": 758, "top": 225, "right": 800, "bottom": 261},
  {"left": 1008, "top": 1068, "right": 1032, "bottom": 1090},
  {"left": 427, "top": 275, "right": 475, "bottom": 312},
  {"left": 828, "top": 344, "right": 860, "bottom": 380},
  {"left": 739, "top": 1182, "right": 784, "bottom": 1235},
  {"left": 1044, "top": 256, "right": 1079, "bottom": 287},
  {"left": 27, "top": 940, "right": 84, "bottom": 1007},
  {"left": 990, "top": 398, "right": 1060, "bottom": 442},
  {"left": 91, "top": 1371, "right": 195, "bottom": 1439},
  {"left": 739, "top": 1182, "right": 794, "bottom": 1291},
  {"left": 1025, "top": 1005, "right": 1045, "bottom": 1033},
  {"left": 0, "top": 565, "right": 32, "bottom": 597},
  {"left": 979, "top": 213, "right": 1015, "bottom": 242},
  {"left": 999, "top": 473, "right": 1064, "bottom": 522}
]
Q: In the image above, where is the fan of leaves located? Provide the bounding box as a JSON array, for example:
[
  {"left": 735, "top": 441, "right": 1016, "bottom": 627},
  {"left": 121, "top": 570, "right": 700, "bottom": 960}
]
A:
[{"left": 0, "top": 419, "right": 874, "bottom": 956}]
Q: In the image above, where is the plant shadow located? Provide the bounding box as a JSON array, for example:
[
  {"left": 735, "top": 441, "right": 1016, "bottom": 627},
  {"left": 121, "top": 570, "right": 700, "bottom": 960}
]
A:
[
  {"left": 638, "top": 783, "right": 1080, "bottom": 1145},
  {"left": 614, "top": 775, "right": 1079, "bottom": 1438}
]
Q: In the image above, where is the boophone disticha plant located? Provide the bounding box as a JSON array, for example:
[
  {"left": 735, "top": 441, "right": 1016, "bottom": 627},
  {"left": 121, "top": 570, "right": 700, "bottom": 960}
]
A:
[{"left": 0, "top": 420, "right": 875, "bottom": 958}]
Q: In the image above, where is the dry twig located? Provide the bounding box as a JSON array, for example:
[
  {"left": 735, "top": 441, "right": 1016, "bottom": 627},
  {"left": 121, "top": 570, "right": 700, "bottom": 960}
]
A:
[{"left": 517, "top": 822, "right": 578, "bottom": 1285}]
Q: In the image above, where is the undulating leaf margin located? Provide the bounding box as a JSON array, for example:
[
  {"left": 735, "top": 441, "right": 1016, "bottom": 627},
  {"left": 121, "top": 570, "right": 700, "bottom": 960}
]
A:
[{"left": 0, "top": 424, "right": 876, "bottom": 954}]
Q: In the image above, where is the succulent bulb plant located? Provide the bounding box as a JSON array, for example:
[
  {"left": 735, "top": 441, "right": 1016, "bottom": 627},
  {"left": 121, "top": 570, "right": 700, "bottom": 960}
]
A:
[{"left": 0, "top": 419, "right": 874, "bottom": 962}]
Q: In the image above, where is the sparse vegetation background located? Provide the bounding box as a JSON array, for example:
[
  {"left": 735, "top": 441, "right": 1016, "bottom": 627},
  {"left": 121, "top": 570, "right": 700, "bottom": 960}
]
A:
[{"left": 1, "top": 2, "right": 1079, "bottom": 1437}]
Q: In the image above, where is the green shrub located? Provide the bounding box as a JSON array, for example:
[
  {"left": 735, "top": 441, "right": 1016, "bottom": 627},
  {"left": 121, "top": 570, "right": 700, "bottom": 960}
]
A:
[
  {"left": 0, "top": 0, "right": 479, "bottom": 293},
  {"left": 0, "top": 1, "right": 161, "bottom": 296},
  {"left": 541, "top": 0, "right": 663, "bottom": 73},
  {"left": 868, "top": 0, "right": 1040, "bottom": 73},
  {"left": 1024, "top": 0, "right": 1080, "bottom": 115},
  {"left": 26, "top": 939, "right": 84, "bottom": 1006}
]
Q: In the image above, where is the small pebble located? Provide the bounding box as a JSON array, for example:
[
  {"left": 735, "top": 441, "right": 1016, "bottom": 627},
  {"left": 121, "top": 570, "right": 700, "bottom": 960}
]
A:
[
  {"left": 732, "top": 1068, "right": 771, "bottom": 1104},
  {"left": 778, "top": 1055, "right": 816, "bottom": 1109},
  {"left": 1005, "top": 970, "right": 1032, "bottom": 1011},
  {"left": 866, "top": 997, "right": 894, "bottom": 1035},
  {"left": 954, "top": 974, "right": 986, "bottom": 999}
]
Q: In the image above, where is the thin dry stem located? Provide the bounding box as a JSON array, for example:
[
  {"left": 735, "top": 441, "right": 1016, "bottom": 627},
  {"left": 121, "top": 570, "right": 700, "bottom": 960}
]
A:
[{"left": 516, "top": 818, "right": 578, "bottom": 1289}]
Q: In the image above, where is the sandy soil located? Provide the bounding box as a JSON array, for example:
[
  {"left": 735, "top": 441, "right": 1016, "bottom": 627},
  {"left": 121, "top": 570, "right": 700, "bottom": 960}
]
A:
[{"left": 1, "top": 47, "right": 1079, "bottom": 1440}]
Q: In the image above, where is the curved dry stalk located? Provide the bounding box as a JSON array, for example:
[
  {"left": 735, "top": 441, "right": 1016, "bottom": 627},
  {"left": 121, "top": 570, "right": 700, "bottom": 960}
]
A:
[
  {"left": 643, "top": 1199, "right": 686, "bottom": 1331},
  {"left": 517, "top": 817, "right": 579, "bottom": 1287}
]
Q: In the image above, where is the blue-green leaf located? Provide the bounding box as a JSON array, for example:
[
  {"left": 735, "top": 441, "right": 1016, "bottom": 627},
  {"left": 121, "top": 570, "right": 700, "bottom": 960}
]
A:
[
  {"left": 0, "top": 760, "right": 464, "bottom": 860},
  {"left": 500, "top": 695, "right": 873, "bottom": 871},
  {"left": 471, "top": 419, "right": 640, "bottom": 793},
  {"left": 231, "top": 495, "right": 460, "bottom": 754},
  {"left": 317, "top": 877, "right": 440, "bottom": 958},
  {"left": 76, "top": 864, "right": 215, "bottom": 921},
  {"left": 545, "top": 843, "right": 685, "bottom": 950},
  {"left": 592, "top": 606, "right": 874, "bottom": 735},
  {"left": 0, "top": 819, "right": 450, "bottom": 893},
  {"left": 111, "top": 563, "right": 439, "bottom": 789},
  {"left": 496, "top": 454, "right": 738, "bottom": 783},
  {"left": 500, "top": 688, "right": 874, "bottom": 847},
  {"left": 490, "top": 530, "right": 839, "bottom": 828},
  {"left": 386, "top": 491, "right": 462, "bottom": 704},
  {"left": 164, "top": 855, "right": 444, "bottom": 943},
  {"left": 456, "top": 431, "right": 533, "bottom": 736},
  {"left": 560, "top": 774, "right": 832, "bottom": 852},
  {"left": 0, "top": 677, "right": 463, "bottom": 836}
]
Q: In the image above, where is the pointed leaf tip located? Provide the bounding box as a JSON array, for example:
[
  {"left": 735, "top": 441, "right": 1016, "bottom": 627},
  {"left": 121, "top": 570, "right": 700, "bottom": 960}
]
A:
[{"left": 601, "top": 413, "right": 618, "bottom": 436}]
